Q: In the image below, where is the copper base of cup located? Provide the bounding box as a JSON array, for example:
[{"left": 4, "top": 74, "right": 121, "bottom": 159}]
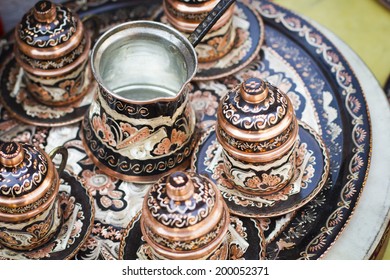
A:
[{"left": 0, "top": 197, "right": 63, "bottom": 251}]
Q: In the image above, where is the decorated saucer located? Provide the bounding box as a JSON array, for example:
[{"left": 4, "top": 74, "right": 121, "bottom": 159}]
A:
[
  {"left": 0, "top": 56, "right": 97, "bottom": 127},
  {"left": 0, "top": 170, "right": 94, "bottom": 260},
  {"left": 158, "top": 0, "right": 264, "bottom": 81},
  {"left": 119, "top": 211, "right": 266, "bottom": 260},
  {"left": 191, "top": 122, "right": 330, "bottom": 218}
]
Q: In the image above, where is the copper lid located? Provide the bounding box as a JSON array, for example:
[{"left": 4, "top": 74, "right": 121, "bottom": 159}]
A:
[
  {"left": 216, "top": 77, "right": 299, "bottom": 163},
  {"left": 14, "top": 0, "right": 90, "bottom": 77},
  {"left": 0, "top": 141, "right": 58, "bottom": 223},
  {"left": 141, "top": 171, "right": 229, "bottom": 259}
]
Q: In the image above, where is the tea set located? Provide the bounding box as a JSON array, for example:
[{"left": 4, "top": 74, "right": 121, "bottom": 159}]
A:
[{"left": 0, "top": 0, "right": 330, "bottom": 260}]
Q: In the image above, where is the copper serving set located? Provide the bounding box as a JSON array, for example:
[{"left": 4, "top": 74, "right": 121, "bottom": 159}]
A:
[{"left": 0, "top": 0, "right": 330, "bottom": 259}]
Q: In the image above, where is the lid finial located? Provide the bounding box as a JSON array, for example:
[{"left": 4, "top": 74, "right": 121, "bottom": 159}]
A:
[
  {"left": 240, "top": 77, "right": 268, "bottom": 104},
  {"left": 0, "top": 142, "right": 25, "bottom": 167},
  {"left": 166, "top": 171, "right": 194, "bottom": 201},
  {"left": 33, "top": 0, "right": 57, "bottom": 23}
]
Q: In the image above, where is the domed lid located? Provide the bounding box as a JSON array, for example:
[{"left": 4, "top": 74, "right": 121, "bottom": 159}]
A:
[
  {"left": 141, "top": 171, "right": 229, "bottom": 259},
  {"left": 0, "top": 141, "right": 54, "bottom": 213},
  {"left": 15, "top": 0, "right": 84, "bottom": 60},
  {"left": 216, "top": 77, "right": 298, "bottom": 162},
  {"left": 0, "top": 141, "right": 51, "bottom": 198}
]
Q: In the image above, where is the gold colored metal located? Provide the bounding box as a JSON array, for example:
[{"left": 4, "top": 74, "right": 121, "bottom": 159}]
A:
[
  {"left": 164, "top": 0, "right": 235, "bottom": 33},
  {"left": 142, "top": 192, "right": 225, "bottom": 241},
  {"left": 141, "top": 206, "right": 230, "bottom": 260},
  {"left": 48, "top": 146, "right": 68, "bottom": 176},
  {"left": 166, "top": 172, "right": 195, "bottom": 201},
  {"left": 140, "top": 172, "right": 230, "bottom": 259},
  {"left": 0, "top": 144, "right": 68, "bottom": 223},
  {"left": 216, "top": 99, "right": 295, "bottom": 142},
  {"left": 216, "top": 116, "right": 299, "bottom": 163},
  {"left": 33, "top": 1, "right": 57, "bottom": 23},
  {"left": 0, "top": 155, "right": 58, "bottom": 223},
  {"left": 0, "top": 142, "right": 25, "bottom": 167},
  {"left": 81, "top": 133, "right": 191, "bottom": 183},
  {"left": 14, "top": 19, "right": 84, "bottom": 60},
  {"left": 240, "top": 78, "right": 268, "bottom": 104}
]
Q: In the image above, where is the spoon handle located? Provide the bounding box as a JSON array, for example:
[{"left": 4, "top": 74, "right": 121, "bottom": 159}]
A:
[{"left": 188, "top": 0, "right": 236, "bottom": 47}]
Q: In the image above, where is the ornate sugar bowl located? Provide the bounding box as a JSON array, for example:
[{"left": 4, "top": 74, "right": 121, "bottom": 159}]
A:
[
  {"left": 14, "top": 0, "right": 91, "bottom": 106},
  {"left": 141, "top": 171, "right": 230, "bottom": 259},
  {"left": 163, "top": 0, "right": 236, "bottom": 62},
  {"left": 216, "top": 77, "right": 299, "bottom": 196},
  {"left": 0, "top": 141, "right": 68, "bottom": 251}
]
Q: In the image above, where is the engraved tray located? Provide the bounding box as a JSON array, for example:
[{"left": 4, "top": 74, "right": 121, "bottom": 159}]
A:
[{"left": 0, "top": 0, "right": 371, "bottom": 260}]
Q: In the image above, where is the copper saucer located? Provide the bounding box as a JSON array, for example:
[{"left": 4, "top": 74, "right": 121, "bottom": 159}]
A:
[
  {"left": 191, "top": 121, "right": 330, "bottom": 218},
  {"left": 0, "top": 56, "right": 97, "bottom": 127}
]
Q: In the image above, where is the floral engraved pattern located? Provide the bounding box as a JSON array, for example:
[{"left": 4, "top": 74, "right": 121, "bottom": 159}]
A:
[
  {"left": 229, "top": 244, "right": 245, "bottom": 260},
  {"left": 59, "top": 192, "right": 76, "bottom": 220},
  {"left": 153, "top": 129, "right": 187, "bottom": 155},
  {"left": 26, "top": 208, "right": 54, "bottom": 242},
  {"left": 0, "top": 231, "right": 19, "bottom": 246},
  {"left": 92, "top": 223, "right": 123, "bottom": 241},
  {"left": 82, "top": 169, "right": 125, "bottom": 211},
  {"left": 189, "top": 90, "right": 219, "bottom": 121},
  {"left": 26, "top": 83, "right": 51, "bottom": 102},
  {"left": 59, "top": 79, "right": 81, "bottom": 97},
  {"left": 203, "top": 23, "right": 235, "bottom": 62},
  {"left": 92, "top": 113, "right": 116, "bottom": 146},
  {"left": 24, "top": 243, "right": 56, "bottom": 259},
  {"left": 245, "top": 174, "right": 283, "bottom": 192},
  {"left": 208, "top": 240, "right": 229, "bottom": 260},
  {"left": 354, "top": 127, "right": 367, "bottom": 144}
]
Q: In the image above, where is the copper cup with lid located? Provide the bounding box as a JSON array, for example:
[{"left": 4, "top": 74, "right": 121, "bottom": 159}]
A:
[
  {"left": 0, "top": 141, "right": 68, "bottom": 251},
  {"left": 141, "top": 171, "right": 230, "bottom": 259},
  {"left": 163, "top": 0, "right": 236, "bottom": 62},
  {"left": 216, "top": 77, "right": 299, "bottom": 196},
  {"left": 14, "top": 0, "right": 92, "bottom": 106}
]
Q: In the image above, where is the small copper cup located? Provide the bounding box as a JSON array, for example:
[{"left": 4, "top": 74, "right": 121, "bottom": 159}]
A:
[
  {"left": 163, "top": 0, "right": 236, "bottom": 62},
  {"left": 14, "top": 0, "right": 92, "bottom": 106},
  {"left": 0, "top": 141, "right": 68, "bottom": 251},
  {"left": 141, "top": 171, "right": 230, "bottom": 259},
  {"left": 216, "top": 77, "right": 299, "bottom": 196}
]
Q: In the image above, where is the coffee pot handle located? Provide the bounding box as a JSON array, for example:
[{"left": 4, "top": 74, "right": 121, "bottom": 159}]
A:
[
  {"left": 188, "top": 0, "right": 236, "bottom": 47},
  {"left": 49, "top": 146, "right": 68, "bottom": 176}
]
